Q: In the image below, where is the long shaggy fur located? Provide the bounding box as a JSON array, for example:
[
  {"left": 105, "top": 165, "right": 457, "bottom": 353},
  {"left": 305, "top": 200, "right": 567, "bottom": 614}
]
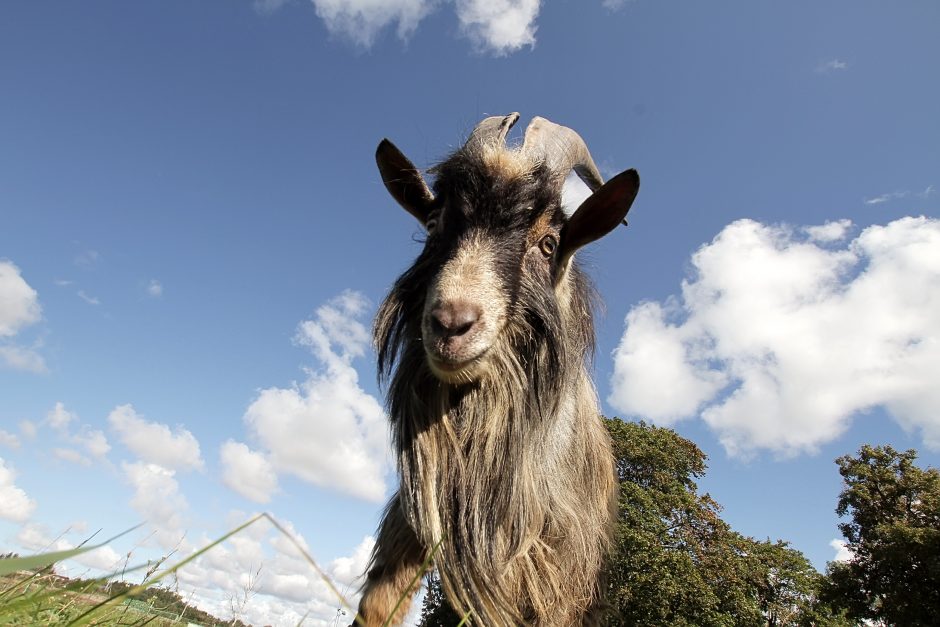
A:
[{"left": 361, "top": 141, "right": 617, "bottom": 626}]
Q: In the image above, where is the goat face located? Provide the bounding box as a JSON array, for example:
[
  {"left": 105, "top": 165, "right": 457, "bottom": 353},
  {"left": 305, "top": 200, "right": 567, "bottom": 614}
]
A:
[{"left": 376, "top": 113, "right": 639, "bottom": 384}]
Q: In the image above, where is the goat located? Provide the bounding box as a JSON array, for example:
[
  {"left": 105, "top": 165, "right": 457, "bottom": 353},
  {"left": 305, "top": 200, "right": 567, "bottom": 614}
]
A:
[{"left": 354, "top": 113, "right": 640, "bottom": 626}]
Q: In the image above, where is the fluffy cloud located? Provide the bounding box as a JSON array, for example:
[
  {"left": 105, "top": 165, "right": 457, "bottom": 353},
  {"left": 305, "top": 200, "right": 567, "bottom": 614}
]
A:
[
  {"left": 328, "top": 535, "right": 374, "bottom": 588},
  {"left": 47, "top": 401, "right": 76, "bottom": 431},
  {"left": 108, "top": 404, "right": 204, "bottom": 471},
  {"left": 0, "top": 345, "right": 47, "bottom": 373},
  {"left": 174, "top": 515, "right": 376, "bottom": 626},
  {"left": 0, "top": 430, "right": 20, "bottom": 449},
  {"left": 123, "top": 461, "right": 189, "bottom": 550},
  {"left": 609, "top": 217, "right": 940, "bottom": 457},
  {"left": 242, "top": 291, "right": 391, "bottom": 502},
  {"left": 829, "top": 538, "right": 853, "bottom": 563},
  {"left": 16, "top": 522, "right": 71, "bottom": 552},
  {"left": 0, "top": 260, "right": 41, "bottom": 337},
  {"left": 455, "top": 0, "right": 540, "bottom": 54},
  {"left": 73, "top": 428, "right": 111, "bottom": 459},
  {"left": 0, "top": 457, "right": 36, "bottom": 522},
  {"left": 16, "top": 522, "right": 124, "bottom": 573},
  {"left": 220, "top": 441, "right": 279, "bottom": 504},
  {"left": 804, "top": 219, "right": 853, "bottom": 243},
  {"left": 19, "top": 420, "right": 37, "bottom": 440},
  {"left": 0, "top": 260, "right": 45, "bottom": 372},
  {"left": 294, "top": 0, "right": 541, "bottom": 54},
  {"left": 311, "top": 0, "right": 434, "bottom": 47},
  {"left": 42, "top": 402, "right": 111, "bottom": 464},
  {"left": 53, "top": 447, "right": 92, "bottom": 467}
]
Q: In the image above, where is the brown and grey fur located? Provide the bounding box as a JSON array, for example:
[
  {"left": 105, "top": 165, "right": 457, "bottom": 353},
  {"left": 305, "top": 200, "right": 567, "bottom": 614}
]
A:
[{"left": 355, "top": 114, "right": 639, "bottom": 626}]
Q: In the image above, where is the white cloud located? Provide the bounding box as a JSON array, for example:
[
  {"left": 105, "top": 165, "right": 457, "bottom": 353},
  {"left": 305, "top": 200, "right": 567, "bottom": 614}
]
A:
[
  {"left": 147, "top": 279, "right": 163, "bottom": 298},
  {"left": 108, "top": 404, "right": 204, "bottom": 471},
  {"left": 609, "top": 300, "right": 726, "bottom": 422},
  {"left": 804, "top": 219, "right": 853, "bottom": 243},
  {"left": 455, "top": 0, "right": 540, "bottom": 54},
  {"left": 0, "top": 430, "right": 20, "bottom": 449},
  {"left": 15, "top": 522, "right": 124, "bottom": 573},
  {"left": 328, "top": 535, "right": 373, "bottom": 588},
  {"left": 310, "top": 0, "right": 435, "bottom": 48},
  {"left": 561, "top": 171, "right": 593, "bottom": 217},
  {"left": 866, "top": 185, "right": 936, "bottom": 205},
  {"left": 609, "top": 217, "right": 940, "bottom": 457},
  {"left": 19, "top": 420, "right": 37, "bottom": 440},
  {"left": 0, "top": 345, "right": 47, "bottom": 373},
  {"left": 0, "top": 260, "right": 41, "bottom": 337},
  {"left": 291, "top": 0, "right": 541, "bottom": 54},
  {"left": 53, "top": 447, "right": 92, "bottom": 467},
  {"left": 0, "top": 260, "right": 46, "bottom": 372},
  {"left": 242, "top": 291, "right": 391, "bottom": 502},
  {"left": 865, "top": 190, "right": 909, "bottom": 205},
  {"left": 829, "top": 538, "right": 853, "bottom": 563},
  {"left": 40, "top": 403, "right": 111, "bottom": 464},
  {"left": 0, "top": 457, "right": 36, "bottom": 522},
  {"left": 123, "top": 461, "right": 189, "bottom": 550},
  {"left": 47, "top": 401, "right": 76, "bottom": 431},
  {"left": 71, "top": 543, "right": 124, "bottom": 572},
  {"left": 17, "top": 523, "right": 71, "bottom": 552},
  {"left": 816, "top": 59, "right": 848, "bottom": 73},
  {"left": 220, "top": 441, "right": 279, "bottom": 504},
  {"left": 171, "top": 513, "right": 378, "bottom": 627},
  {"left": 74, "top": 428, "right": 111, "bottom": 459},
  {"left": 77, "top": 290, "right": 100, "bottom": 306}
]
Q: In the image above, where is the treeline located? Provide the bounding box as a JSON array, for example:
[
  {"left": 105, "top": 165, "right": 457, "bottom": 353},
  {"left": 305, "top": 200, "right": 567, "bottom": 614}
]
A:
[{"left": 418, "top": 419, "right": 940, "bottom": 626}]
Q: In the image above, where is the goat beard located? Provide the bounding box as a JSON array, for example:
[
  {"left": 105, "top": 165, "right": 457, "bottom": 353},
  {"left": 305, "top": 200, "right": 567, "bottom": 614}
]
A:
[{"left": 373, "top": 270, "right": 611, "bottom": 625}]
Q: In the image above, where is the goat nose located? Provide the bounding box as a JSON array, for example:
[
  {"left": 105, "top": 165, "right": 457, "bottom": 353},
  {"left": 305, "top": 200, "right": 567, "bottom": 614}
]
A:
[{"left": 429, "top": 301, "right": 481, "bottom": 337}]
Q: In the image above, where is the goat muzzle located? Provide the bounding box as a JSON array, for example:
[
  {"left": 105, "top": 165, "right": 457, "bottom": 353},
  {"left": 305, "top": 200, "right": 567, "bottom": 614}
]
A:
[{"left": 423, "top": 299, "right": 490, "bottom": 379}]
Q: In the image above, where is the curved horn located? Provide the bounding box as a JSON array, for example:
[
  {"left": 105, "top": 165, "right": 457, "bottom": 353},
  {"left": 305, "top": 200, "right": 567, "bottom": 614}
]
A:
[
  {"left": 464, "top": 112, "right": 520, "bottom": 150},
  {"left": 522, "top": 116, "right": 604, "bottom": 191}
]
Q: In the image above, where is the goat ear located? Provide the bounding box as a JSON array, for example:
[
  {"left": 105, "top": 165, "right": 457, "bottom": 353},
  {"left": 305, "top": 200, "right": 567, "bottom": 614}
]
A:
[
  {"left": 376, "top": 139, "right": 435, "bottom": 224},
  {"left": 558, "top": 168, "right": 639, "bottom": 264}
]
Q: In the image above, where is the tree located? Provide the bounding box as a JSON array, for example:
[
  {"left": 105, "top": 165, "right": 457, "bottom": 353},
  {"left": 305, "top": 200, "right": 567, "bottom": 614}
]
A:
[
  {"left": 418, "top": 419, "right": 829, "bottom": 626},
  {"left": 418, "top": 571, "right": 464, "bottom": 627},
  {"left": 822, "top": 445, "right": 940, "bottom": 625},
  {"left": 603, "top": 418, "right": 830, "bottom": 627}
]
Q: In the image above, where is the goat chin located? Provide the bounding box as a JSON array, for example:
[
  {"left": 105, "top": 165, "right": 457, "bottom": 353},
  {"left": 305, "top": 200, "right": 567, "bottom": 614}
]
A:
[{"left": 424, "top": 350, "right": 492, "bottom": 384}]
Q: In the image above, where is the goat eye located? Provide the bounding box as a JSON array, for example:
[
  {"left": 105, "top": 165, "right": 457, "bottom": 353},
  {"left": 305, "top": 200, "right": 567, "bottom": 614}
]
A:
[
  {"left": 539, "top": 234, "right": 558, "bottom": 257},
  {"left": 425, "top": 218, "right": 438, "bottom": 233}
]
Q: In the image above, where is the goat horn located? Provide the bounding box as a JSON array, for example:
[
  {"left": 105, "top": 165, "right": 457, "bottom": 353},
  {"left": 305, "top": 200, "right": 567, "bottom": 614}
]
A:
[
  {"left": 464, "top": 112, "right": 520, "bottom": 150},
  {"left": 522, "top": 116, "right": 604, "bottom": 192}
]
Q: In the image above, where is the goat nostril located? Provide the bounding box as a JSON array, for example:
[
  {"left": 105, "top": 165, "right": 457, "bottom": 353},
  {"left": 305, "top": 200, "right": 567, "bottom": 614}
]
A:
[
  {"left": 430, "top": 302, "right": 481, "bottom": 338},
  {"left": 452, "top": 319, "right": 475, "bottom": 336}
]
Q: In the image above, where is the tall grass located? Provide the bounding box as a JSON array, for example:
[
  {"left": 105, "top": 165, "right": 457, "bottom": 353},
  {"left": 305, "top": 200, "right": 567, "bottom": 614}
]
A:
[{"left": 0, "top": 514, "right": 468, "bottom": 627}]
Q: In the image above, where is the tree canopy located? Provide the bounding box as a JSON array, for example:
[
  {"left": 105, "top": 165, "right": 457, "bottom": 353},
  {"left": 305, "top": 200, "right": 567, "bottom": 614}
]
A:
[
  {"left": 822, "top": 444, "right": 940, "bottom": 625},
  {"left": 418, "top": 418, "right": 844, "bottom": 626},
  {"left": 602, "top": 418, "right": 838, "bottom": 627}
]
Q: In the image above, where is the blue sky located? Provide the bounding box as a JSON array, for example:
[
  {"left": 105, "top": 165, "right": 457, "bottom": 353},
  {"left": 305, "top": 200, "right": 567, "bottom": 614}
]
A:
[{"left": 1, "top": 1, "right": 939, "bottom": 624}]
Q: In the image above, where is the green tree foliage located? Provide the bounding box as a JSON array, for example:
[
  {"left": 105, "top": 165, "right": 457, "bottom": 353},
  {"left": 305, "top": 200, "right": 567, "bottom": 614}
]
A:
[
  {"left": 822, "top": 444, "right": 940, "bottom": 626},
  {"left": 418, "top": 419, "right": 839, "bottom": 626},
  {"left": 603, "top": 418, "right": 833, "bottom": 627}
]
